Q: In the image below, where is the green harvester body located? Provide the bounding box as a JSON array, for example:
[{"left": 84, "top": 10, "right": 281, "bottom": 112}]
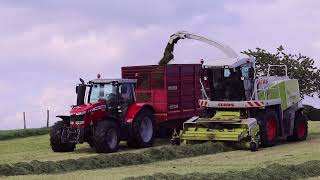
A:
[{"left": 174, "top": 62, "right": 303, "bottom": 151}]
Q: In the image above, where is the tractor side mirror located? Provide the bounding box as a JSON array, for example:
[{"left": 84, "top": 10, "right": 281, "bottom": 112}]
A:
[{"left": 76, "top": 84, "right": 86, "bottom": 106}]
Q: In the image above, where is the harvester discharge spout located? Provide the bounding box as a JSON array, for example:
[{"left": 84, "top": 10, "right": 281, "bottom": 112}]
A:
[{"left": 159, "top": 31, "right": 239, "bottom": 65}]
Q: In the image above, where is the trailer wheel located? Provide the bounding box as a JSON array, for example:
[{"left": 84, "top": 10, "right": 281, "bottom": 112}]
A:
[
  {"left": 94, "top": 120, "right": 120, "bottom": 153},
  {"left": 257, "top": 110, "right": 279, "bottom": 147},
  {"left": 128, "top": 108, "right": 155, "bottom": 148},
  {"left": 287, "top": 111, "right": 308, "bottom": 141},
  {"left": 87, "top": 140, "right": 94, "bottom": 148},
  {"left": 250, "top": 142, "right": 259, "bottom": 152},
  {"left": 50, "top": 121, "right": 76, "bottom": 152}
]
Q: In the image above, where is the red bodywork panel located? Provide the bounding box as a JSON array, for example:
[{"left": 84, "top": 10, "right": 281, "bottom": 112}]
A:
[
  {"left": 124, "top": 103, "right": 151, "bottom": 124},
  {"left": 69, "top": 101, "right": 108, "bottom": 128},
  {"left": 122, "top": 64, "right": 207, "bottom": 126}
]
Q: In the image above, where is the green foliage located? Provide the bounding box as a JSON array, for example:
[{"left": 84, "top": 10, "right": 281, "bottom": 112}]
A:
[
  {"left": 0, "top": 128, "right": 50, "bottom": 141},
  {"left": 0, "top": 142, "right": 231, "bottom": 176},
  {"left": 242, "top": 46, "right": 320, "bottom": 97},
  {"left": 126, "top": 160, "right": 320, "bottom": 180},
  {"left": 304, "top": 105, "right": 320, "bottom": 121}
]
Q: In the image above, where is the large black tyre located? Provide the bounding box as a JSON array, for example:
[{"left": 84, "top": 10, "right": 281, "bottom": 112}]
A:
[
  {"left": 256, "top": 110, "right": 279, "bottom": 147},
  {"left": 87, "top": 139, "right": 95, "bottom": 148},
  {"left": 127, "top": 108, "right": 155, "bottom": 148},
  {"left": 287, "top": 111, "right": 308, "bottom": 141},
  {"left": 50, "top": 121, "right": 76, "bottom": 152},
  {"left": 94, "top": 120, "right": 120, "bottom": 153}
]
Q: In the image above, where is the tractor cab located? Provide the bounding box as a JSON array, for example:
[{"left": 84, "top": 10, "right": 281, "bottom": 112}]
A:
[{"left": 75, "top": 79, "right": 137, "bottom": 119}]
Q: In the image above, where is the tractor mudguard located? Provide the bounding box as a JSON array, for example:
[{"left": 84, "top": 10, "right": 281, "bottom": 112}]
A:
[
  {"left": 56, "top": 115, "right": 70, "bottom": 122},
  {"left": 124, "top": 103, "right": 154, "bottom": 124}
]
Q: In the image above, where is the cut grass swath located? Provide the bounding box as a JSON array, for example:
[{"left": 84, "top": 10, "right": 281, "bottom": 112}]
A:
[
  {"left": 0, "top": 142, "right": 231, "bottom": 176},
  {"left": 125, "top": 160, "right": 320, "bottom": 180}
]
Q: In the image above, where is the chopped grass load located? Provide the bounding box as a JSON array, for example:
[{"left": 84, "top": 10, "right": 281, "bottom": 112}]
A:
[
  {"left": 0, "top": 128, "right": 50, "bottom": 141},
  {"left": 0, "top": 142, "right": 231, "bottom": 176},
  {"left": 125, "top": 160, "right": 320, "bottom": 180}
]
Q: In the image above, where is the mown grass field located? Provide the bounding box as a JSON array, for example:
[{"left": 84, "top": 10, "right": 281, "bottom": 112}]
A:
[
  {"left": 0, "top": 122, "right": 319, "bottom": 180},
  {"left": 0, "top": 134, "right": 169, "bottom": 164}
]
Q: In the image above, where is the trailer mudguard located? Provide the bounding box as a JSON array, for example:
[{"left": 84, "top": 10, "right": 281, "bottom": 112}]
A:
[{"left": 124, "top": 103, "right": 154, "bottom": 124}]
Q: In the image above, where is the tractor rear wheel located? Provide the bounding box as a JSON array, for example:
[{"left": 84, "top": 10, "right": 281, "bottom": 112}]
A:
[
  {"left": 127, "top": 108, "right": 155, "bottom": 148},
  {"left": 50, "top": 121, "right": 76, "bottom": 152},
  {"left": 94, "top": 120, "right": 120, "bottom": 153},
  {"left": 287, "top": 111, "right": 308, "bottom": 141},
  {"left": 257, "top": 110, "right": 279, "bottom": 147}
]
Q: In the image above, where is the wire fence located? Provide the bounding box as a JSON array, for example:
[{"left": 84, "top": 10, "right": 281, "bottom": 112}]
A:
[{"left": 0, "top": 109, "right": 60, "bottom": 130}]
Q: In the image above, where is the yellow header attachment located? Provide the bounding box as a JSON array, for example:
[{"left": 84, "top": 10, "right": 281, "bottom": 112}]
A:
[{"left": 212, "top": 111, "right": 241, "bottom": 122}]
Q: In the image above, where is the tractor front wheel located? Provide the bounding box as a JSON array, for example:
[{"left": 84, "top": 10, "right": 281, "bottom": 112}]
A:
[
  {"left": 94, "top": 120, "right": 120, "bottom": 153},
  {"left": 127, "top": 108, "right": 155, "bottom": 148},
  {"left": 287, "top": 111, "right": 308, "bottom": 141},
  {"left": 50, "top": 121, "right": 76, "bottom": 152},
  {"left": 257, "top": 110, "right": 279, "bottom": 147}
]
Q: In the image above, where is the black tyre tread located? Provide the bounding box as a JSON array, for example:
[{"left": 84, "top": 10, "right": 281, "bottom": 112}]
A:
[
  {"left": 287, "top": 111, "right": 308, "bottom": 141},
  {"left": 128, "top": 108, "right": 155, "bottom": 148},
  {"left": 93, "top": 120, "right": 120, "bottom": 153},
  {"left": 50, "top": 121, "right": 76, "bottom": 152},
  {"left": 256, "top": 109, "right": 279, "bottom": 147},
  {"left": 126, "top": 139, "right": 139, "bottom": 148},
  {"left": 87, "top": 140, "right": 95, "bottom": 148}
]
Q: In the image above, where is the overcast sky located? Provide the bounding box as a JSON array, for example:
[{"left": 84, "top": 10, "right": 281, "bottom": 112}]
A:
[{"left": 1, "top": 0, "right": 320, "bottom": 130}]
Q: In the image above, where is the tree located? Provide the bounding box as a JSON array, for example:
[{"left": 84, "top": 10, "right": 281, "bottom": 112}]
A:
[
  {"left": 242, "top": 46, "right": 320, "bottom": 97},
  {"left": 303, "top": 105, "right": 320, "bottom": 121}
]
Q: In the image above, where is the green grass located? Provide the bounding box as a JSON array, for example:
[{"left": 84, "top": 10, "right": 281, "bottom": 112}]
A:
[
  {"left": 125, "top": 160, "right": 320, "bottom": 180},
  {"left": 0, "top": 135, "right": 96, "bottom": 164},
  {"left": 0, "top": 128, "right": 50, "bottom": 141},
  {"left": 0, "top": 142, "right": 231, "bottom": 176},
  {"left": 0, "top": 121, "right": 319, "bottom": 180},
  {"left": 3, "top": 121, "right": 318, "bottom": 180},
  {"left": 0, "top": 134, "right": 172, "bottom": 165}
]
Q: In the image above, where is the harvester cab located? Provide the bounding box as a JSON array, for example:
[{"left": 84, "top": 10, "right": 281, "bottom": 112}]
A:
[
  {"left": 167, "top": 31, "right": 308, "bottom": 151},
  {"left": 51, "top": 77, "right": 157, "bottom": 153}
]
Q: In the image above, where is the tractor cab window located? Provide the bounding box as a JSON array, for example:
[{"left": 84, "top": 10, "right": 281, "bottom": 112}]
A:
[
  {"left": 241, "top": 67, "right": 250, "bottom": 79},
  {"left": 223, "top": 68, "right": 231, "bottom": 77},
  {"left": 89, "top": 83, "right": 117, "bottom": 103},
  {"left": 120, "top": 83, "right": 134, "bottom": 103}
]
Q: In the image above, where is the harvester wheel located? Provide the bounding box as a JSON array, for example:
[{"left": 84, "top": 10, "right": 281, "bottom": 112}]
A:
[
  {"left": 287, "top": 111, "right": 308, "bottom": 141},
  {"left": 50, "top": 121, "right": 76, "bottom": 152},
  {"left": 87, "top": 140, "right": 94, "bottom": 148},
  {"left": 128, "top": 108, "right": 155, "bottom": 148},
  {"left": 94, "top": 120, "right": 120, "bottom": 153},
  {"left": 250, "top": 142, "right": 259, "bottom": 152},
  {"left": 257, "top": 110, "right": 278, "bottom": 147}
]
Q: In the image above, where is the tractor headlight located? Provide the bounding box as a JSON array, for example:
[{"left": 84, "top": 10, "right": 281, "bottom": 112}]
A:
[{"left": 75, "top": 111, "right": 86, "bottom": 116}]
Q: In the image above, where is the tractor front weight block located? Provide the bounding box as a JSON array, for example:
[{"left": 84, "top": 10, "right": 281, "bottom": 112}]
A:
[{"left": 61, "top": 127, "right": 82, "bottom": 143}]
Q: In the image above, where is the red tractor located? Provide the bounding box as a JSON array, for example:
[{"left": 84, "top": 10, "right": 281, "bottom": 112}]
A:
[
  {"left": 50, "top": 78, "right": 156, "bottom": 153},
  {"left": 51, "top": 64, "right": 206, "bottom": 153}
]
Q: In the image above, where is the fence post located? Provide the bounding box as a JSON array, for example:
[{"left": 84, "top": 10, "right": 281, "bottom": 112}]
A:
[
  {"left": 23, "top": 112, "right": 26, "bottom": 129},
  {"left": 46, "top": 109, "right": 50, "bottom": 127}
]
